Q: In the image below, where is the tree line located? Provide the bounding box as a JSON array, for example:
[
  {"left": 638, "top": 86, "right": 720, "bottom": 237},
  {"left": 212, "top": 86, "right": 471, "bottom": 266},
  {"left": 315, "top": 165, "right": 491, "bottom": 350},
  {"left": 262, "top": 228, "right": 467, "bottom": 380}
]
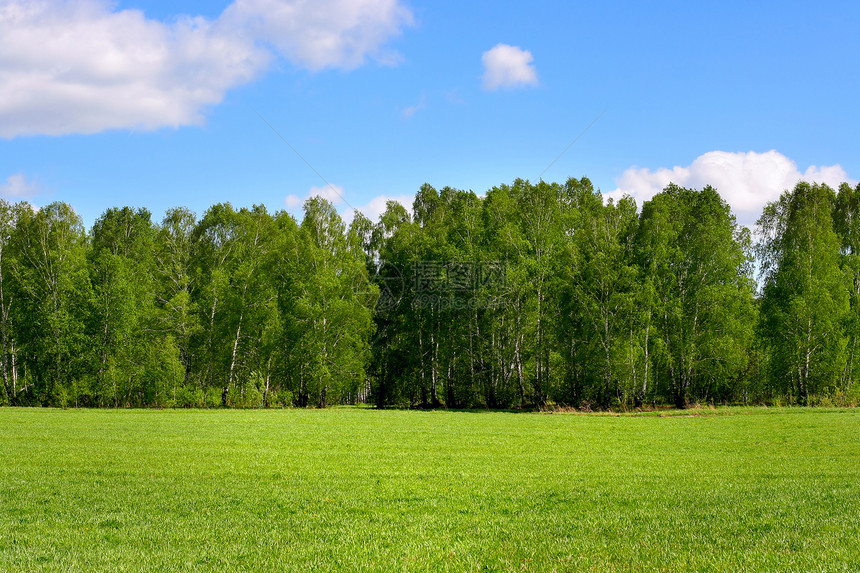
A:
[{"left": 1, "top": 177, "right": 859, "bottom": 409}]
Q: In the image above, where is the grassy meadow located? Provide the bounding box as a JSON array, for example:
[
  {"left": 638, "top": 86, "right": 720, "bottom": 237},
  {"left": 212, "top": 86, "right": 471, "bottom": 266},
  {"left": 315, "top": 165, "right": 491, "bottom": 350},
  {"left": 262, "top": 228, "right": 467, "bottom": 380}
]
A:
[{"left": 1, "top": 407, "right": 858, "bottom": 572}]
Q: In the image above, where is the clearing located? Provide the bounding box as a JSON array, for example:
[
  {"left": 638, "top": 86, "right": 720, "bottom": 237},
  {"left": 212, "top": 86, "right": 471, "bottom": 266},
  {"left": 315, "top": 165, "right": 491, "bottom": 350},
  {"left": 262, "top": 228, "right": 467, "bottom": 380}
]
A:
[{"left": 0, "top": 407, "right": 858, "bottom": 571}]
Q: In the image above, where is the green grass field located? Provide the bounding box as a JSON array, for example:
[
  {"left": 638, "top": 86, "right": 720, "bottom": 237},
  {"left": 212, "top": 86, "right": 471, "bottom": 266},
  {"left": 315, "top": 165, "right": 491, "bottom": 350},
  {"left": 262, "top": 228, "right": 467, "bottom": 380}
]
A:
[{"left": 1, "top": 407, "right": 858, "bottom": 572}]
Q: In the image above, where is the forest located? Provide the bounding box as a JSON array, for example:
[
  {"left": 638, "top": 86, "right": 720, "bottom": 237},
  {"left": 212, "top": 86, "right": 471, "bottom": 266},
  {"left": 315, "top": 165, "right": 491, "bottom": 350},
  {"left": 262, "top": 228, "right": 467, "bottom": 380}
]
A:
[{"left": 1, "top": 177, "right": 859, "bottom": 409}]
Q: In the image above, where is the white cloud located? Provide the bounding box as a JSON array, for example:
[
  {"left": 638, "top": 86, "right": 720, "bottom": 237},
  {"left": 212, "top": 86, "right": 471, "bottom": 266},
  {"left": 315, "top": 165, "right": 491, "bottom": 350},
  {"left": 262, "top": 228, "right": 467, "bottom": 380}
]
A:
[
  {"left": 309, "top": 183, "right": 347, "bottom": 205},
  {"left": 0, "top": 0, "right": 268, "bottom": 137},
  {"left": 222, "top": 0, "right": 413, "bottom": 71},
  {"left": 0, "top": 173, "right": 41, "bottom": 199},
  {"left": 401, "top": 94, "right": 425, "bottom": 119},
  {"left": 285, "top": 183, "right": 347, "bottom": 210},
  {"left": 0, "top": 0, "right": 413, "bottom": 138},
  {"left": 339, "top": 193, "right": 413, "bottom": 226},
  {"left": 284, "top": 194, "right": 304, "bottom": 209},
  {"left": 606, "top": 150, "right": 856, "bottom": 226},
  {"left": 286, "top": 186, "right": 413, "bottom": 226},
  {"left": 481, "top": 43, "right": 538, "bottom": 91}
]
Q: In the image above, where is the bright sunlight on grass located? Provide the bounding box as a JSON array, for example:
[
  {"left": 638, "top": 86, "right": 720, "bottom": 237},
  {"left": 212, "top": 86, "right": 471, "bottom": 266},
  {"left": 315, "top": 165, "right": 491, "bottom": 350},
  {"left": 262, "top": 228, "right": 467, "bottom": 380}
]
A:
[{"left": 1, "top": 407, "right": 858, "bottom": 571}]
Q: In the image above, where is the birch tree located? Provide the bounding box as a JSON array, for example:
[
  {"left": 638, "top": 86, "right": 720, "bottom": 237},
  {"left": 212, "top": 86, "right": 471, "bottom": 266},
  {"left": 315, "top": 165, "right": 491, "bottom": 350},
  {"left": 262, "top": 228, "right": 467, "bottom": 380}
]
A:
[
  {"left": 758, "top": 182, "right": 848, "bottom": 402},
  {"left": 637, "top": 185, "right": 755, "bottom": 407},
  {"left": 10, "top": 202, "right": 91, "bottom": 405},
  {"left": 88, "top": 207, "right": 160, "bottom": 405},
  {"left": 192, "top": 203, "right": 279, "bottom": 406},
  {"left": 287, "top": 197, "right": 375, "bottom": 407}
]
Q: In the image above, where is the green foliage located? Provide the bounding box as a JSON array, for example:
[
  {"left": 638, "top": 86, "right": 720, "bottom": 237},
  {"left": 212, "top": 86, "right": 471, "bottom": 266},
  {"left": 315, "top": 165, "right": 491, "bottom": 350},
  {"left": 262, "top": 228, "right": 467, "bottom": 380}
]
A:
[
  {"left": 558, "top": 182, "right": 641, "bottom": 407},
  {"left": 285, "top": 197, "right": 376, "bottom": 407},
  {"left": 88, "top": 207, "right": 159, "bottom": 406},
  {"left": 371, "top": 179, "right": 758, "bottom": 409},
  {"left": 758, "top": 183, "right": 849, "bottom": 403},
  {"left": 0, "top": 176, "right": 857, "bottom": 408},
  {"left": 636, "top": 185, "right": 756, "bottom": 407},
  {"left": 9, "top": 202, "right": 91, "bottom": 405},
  {"left": 191, "top": 203, "right": 282, "bottom": 406},
  {"left": 834, "top": 182, "right": 860, "bottom": 391}
]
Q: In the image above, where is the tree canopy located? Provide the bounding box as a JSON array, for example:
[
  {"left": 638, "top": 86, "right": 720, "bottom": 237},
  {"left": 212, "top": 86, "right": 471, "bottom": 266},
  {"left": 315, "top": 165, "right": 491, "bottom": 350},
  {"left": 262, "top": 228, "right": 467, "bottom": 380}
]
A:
[{"left": 1, "top": 180, "right": 858, "bottom": 408}]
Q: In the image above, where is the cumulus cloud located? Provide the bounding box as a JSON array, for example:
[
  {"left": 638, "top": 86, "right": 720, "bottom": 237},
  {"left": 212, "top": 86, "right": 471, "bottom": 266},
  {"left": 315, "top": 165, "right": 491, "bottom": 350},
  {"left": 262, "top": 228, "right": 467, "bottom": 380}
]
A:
[
  {"left": 222, "top": 0, "right": 413, "bottom": 71},
  {"left": 0, "top": 0, "right": 413, "bottom": 138},
  {"left": 339, "top": 193, "right": 414, "bottom": 226},
  {"left": 285, "top": 183, "right": 347, "bottom": 209},
  {"left": 606, "top": 150, "right": 856, "bottom": 226},
  {"left": 481, "top": 43, "right": 538, "bottom": 91},
  {"left": 0, "top": 0, "right": 268, "bottom": 137},
  {"left": 0, "top": 173, "right": 42, "bottom": 199}
]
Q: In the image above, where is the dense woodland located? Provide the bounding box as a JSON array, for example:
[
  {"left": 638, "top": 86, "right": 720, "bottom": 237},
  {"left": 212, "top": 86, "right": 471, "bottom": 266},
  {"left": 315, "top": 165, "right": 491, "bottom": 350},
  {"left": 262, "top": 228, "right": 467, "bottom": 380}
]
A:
[{"left": 1, "top": 178, "right": 860, "bottom": 409}]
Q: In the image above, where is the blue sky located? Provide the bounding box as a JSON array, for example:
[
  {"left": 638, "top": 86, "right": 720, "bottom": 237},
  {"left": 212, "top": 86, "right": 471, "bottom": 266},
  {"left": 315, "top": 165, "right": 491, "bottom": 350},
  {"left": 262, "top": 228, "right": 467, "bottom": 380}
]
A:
[{"left": 1, "top": 0, "right": 858, "bottom": 228}]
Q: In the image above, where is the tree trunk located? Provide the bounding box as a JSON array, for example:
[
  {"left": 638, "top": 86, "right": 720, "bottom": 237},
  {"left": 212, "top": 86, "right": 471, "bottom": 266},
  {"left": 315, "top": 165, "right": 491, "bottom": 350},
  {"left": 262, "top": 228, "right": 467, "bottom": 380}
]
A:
[
  {"left": 223, "top": 313, "right": 243, "bottom": 407},
  {"left": 0, "top": 261, "right": 10, "bottom": 402},
  {"left": 515, "top": 331, "right": 525, "bottom": 407},
  {"left": 430, "top": 315, "right": 439, "bottom": 407}
]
